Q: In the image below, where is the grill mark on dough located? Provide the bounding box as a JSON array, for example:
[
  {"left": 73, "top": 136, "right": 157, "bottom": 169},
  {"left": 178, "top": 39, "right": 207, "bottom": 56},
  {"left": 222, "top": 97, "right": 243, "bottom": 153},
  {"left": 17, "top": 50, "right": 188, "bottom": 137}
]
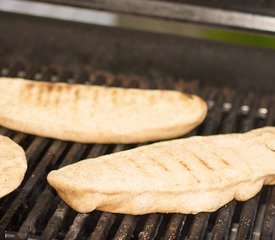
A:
[
  {"left": 55, "top": 84, "right": 63, "bottom": 92},
  {"left": 193, "top": 152, "right": 214, "bottom": 171},
  {"left": 181, "top": 145, "right": 214, "bottom": 171},
  {"left": 23, "top": 82, "right": 35, "bottom": 94},
  {"left": 89, "top": 88, "right": 99, "bottom": 116},
  {"left": 22, "top": 82, "right": 51, "bottom": 106},
  {"left": 161, "top": 148, "right": 181, "bottom": 167},
  {"left": 20, "top": 82, "right": 35, "bottom": 102},
  {"left": 26, "top": 82, "right": 35, "bottom": 90},
  {"left": 220, "top": 158, "right": 230, "bottom": 166},
  {"left": 42, "top": 83, "right": 55, "bottom": 107},
  {"left": 36, "top": 85, "right": 45, "bottom": 106},
  {"left": 163, "top": 149, "right": 201, "bottom": 183},
  {"left": 74, "top": 88, "right": 80, "bottom": 102},
  {"left": 200, "top": 140, "right": 232, "bottom": 168},
  {"left": 127, "top": 157, "right": 149, "bottom": 176},
  {"left": 111, "top": 89, "right": 118, "bottom": 105},
  {"left": 53, "top": 84, "right": 72, "bottom": 106},
  {"left": 210, "top": 147, "right": 231, "bottom": 167},
  {"left": 45, "top": 83, "right": 54, "bottom": 93},
  {"left": 139, "top": 150, "right": 169, "bottom": 172},
  {"left": 70, "top": 87, "right": 81, "bottom": 120},
  {"left": 54, "top": 87, "right": 61, "bottom": 106}
]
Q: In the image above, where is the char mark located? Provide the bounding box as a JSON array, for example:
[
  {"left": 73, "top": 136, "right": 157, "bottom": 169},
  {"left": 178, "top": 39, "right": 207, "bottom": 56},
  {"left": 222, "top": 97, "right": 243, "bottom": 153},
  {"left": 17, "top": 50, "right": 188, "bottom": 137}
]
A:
[
  {"left": 75, "top": 88, "right": 80, "bottom": 102},
  {"left": 193, "top": 152, "right": 214, "bottom": 171},
  {"left": 44, "top": 83, "right": 60, "bottom": 106},
  {"left": 221, "top": 158, "right": 230, "bottom": 166},
  {"left": 25, "top": 82, "right": 35, "bottom": 90},
  {"left": 128, "top": 157, "right": 148, "bottom": 175},
  {"left": 36, "top": 85, "right": 45, "bottom": 106},
  {"left": 182, "top": 146, "right": 214, "bottom": 171},
  {"left": 20, "top": 82, "right": 35, "bottom": 102},
  {"left": 164, "top": 149, "right": 201, "bottom": 183},
  {"left": 111, "top": 89, "right": 118, "bottom": 104},
  {"left": 140, "top": 150, "right": 169, "bottom": 172},
  {"left": 199, "top": 141, "right": 232, "bottom": 168},
  {"left": 45, "top": 83, "right": 54, "bottom": 93},
  {"left": 55, "top": 84, "right": 63, "bottom": 93}
]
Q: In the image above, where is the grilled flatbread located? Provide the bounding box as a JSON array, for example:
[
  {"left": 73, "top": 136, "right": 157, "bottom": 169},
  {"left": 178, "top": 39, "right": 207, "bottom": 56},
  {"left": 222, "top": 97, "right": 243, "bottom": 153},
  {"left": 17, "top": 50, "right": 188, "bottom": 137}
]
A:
[
  {"left": 0, "top": 77, "right": 207, "bottom": 143},
  {"left": 0, "top": 135, "right": 27, "bottom": 198},
  {"left": 47, "top": 127, "right": 275, "bottom": 215}
]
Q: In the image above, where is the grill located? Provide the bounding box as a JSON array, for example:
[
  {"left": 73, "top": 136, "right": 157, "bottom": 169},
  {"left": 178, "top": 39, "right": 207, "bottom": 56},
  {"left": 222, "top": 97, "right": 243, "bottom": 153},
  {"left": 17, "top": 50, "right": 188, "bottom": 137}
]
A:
[
  {"left": 0, "top": 63, "right": 274, "bottom": 240},
  {"left": 1, "top": 1, "right": 275, "bottom": 239}
]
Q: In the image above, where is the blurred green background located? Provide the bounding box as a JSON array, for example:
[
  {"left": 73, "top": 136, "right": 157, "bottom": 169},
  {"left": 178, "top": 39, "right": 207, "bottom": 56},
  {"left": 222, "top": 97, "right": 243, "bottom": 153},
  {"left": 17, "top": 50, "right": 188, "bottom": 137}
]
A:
[{"left": 117, "top": 14, "right": 275, "bottom": 49}]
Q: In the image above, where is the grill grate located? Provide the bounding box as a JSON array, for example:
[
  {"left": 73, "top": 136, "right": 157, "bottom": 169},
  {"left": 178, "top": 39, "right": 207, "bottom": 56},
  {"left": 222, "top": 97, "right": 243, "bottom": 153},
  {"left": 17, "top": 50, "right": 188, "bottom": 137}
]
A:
[{"left": 0, "top": 62, "right": 274, "bottom": 239}]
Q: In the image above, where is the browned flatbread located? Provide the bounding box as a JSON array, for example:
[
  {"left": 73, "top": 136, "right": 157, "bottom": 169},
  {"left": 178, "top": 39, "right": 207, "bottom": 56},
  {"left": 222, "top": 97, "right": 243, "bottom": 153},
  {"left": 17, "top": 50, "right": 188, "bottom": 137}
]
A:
[
  {"left": 0, "top": 135, "right": 27, "bottom": 198},
  {"left": 47, "top": 127, "right": 275, "bottom": 215},
  {"left": 0, "top": 77, "right": 207, "bottom": 143}
]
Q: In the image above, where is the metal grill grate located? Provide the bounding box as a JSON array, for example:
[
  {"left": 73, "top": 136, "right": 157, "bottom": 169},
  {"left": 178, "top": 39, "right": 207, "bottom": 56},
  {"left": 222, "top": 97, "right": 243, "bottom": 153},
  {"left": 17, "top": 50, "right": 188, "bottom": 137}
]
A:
[{"left": 0, "top": 62, "right": 274, "bottom": 239}]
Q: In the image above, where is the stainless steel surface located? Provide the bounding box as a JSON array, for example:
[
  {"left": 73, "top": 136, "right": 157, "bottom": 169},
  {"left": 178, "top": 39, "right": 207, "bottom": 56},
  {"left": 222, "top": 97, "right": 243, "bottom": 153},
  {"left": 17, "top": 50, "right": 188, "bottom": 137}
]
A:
[
  {"left": 4, "top": 0, "right": 275, "bottom": 33},
  {"left": 0, "top": 0, "right": 117, "bottom": 26}
]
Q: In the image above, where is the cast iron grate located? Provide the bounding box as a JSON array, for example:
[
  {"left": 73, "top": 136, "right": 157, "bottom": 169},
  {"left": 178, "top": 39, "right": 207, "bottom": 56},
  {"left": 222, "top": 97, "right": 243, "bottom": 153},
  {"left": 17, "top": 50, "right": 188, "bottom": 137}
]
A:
[{"left": 0, "top": 62, "right": 274, "bottom": 239}]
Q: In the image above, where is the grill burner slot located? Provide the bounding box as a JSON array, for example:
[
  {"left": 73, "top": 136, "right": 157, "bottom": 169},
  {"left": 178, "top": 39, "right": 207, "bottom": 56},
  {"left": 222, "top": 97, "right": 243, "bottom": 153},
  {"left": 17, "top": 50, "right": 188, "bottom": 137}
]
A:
[{"left": 0, "top": 63, "right": 274, "bottom": 239}]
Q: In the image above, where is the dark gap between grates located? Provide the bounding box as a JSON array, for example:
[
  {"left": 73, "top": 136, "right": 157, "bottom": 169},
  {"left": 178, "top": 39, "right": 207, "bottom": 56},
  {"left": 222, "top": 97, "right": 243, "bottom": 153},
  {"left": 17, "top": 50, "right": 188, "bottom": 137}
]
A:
[
  {"left": 103, "top": 214, "right": 125, "bottom": 239},
  {"left": 0, "top": 127, "right": 9, "bottom": 136},
  {"left": 131, "top": 214, "right": 150, "bottom": 239},
  {"left": 154, "top": 214, "right": 173, "bottom": 239}
]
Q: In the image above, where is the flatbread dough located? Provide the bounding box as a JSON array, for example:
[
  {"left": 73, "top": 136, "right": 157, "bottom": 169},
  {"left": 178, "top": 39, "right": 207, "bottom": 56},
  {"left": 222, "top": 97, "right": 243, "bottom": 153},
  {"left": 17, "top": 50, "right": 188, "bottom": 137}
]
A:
[
  {"left": 0, "top": 135, "right": 27, "bottom": 198},
  {"left": 48, "top": 127, "right": 275, "bottom": 214},
  {"left": 0, "top": 77, "right": 207, "bottom": 143}
]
